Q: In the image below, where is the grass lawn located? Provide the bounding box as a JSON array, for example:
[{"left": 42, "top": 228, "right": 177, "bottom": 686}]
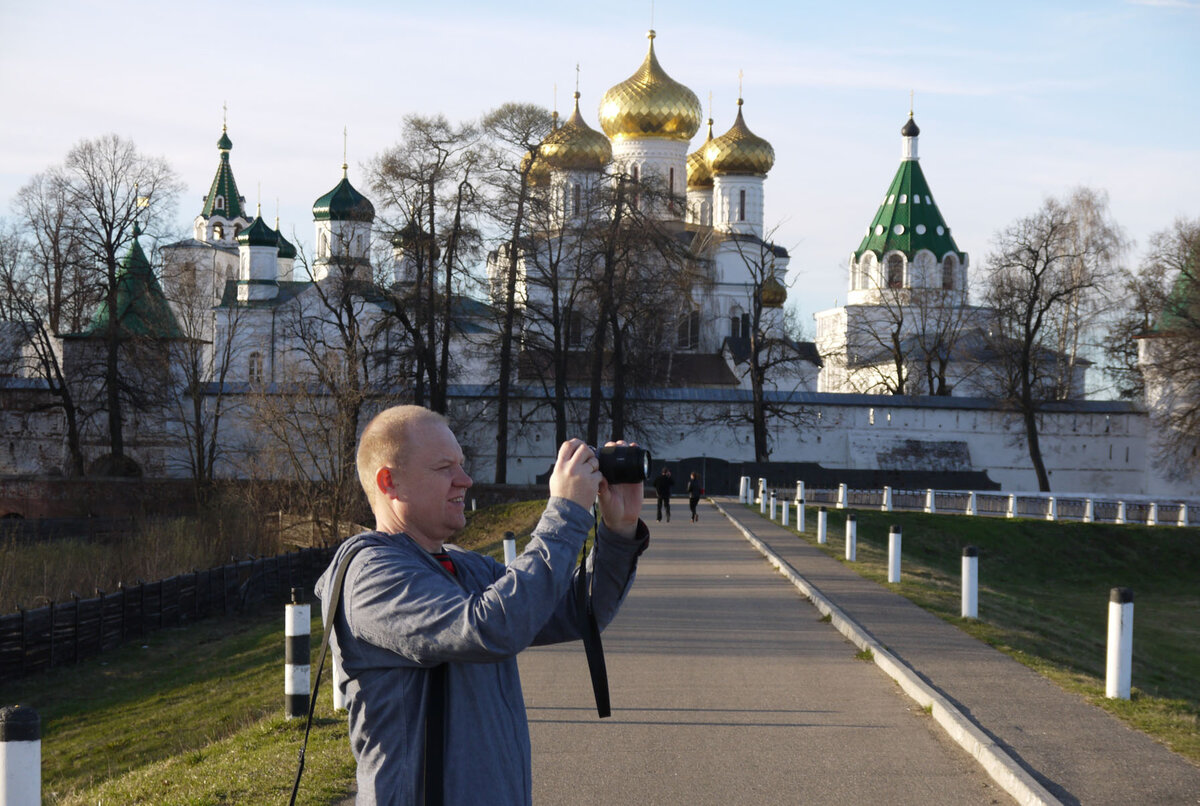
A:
[{"left": 751, "top": 503, "right": 1200, "bottom": 764}]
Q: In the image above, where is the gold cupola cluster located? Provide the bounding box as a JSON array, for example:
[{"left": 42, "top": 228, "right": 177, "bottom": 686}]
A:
[
  {"left": 541, "top": 92, "right": 612, "bottom": 172},
  {"left": 705, "top": 98, "right": 775, "bottom": 177},
  {"left": 599, "top": 30, "right": 703, "bottom": 142}
]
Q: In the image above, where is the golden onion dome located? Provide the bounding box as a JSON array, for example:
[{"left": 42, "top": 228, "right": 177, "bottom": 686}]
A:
[
  {"left": 687, "top": 117, "right": 715, "bottom": 189},
  {"left": 598, "top": 30, "right": 702, "bottom": 142},
  {"left": 760, "top": 274, "right": 787, "bottom": 308},
  {"left": 706, "top": 98, "right": 775, "bottom": 176},
  {"left": 541, "top": 92, "right": 612, "bottom": 172}
]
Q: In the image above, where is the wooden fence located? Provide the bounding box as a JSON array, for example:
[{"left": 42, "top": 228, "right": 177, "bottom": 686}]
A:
[{"left": 0, "top": 546, "right": 335, "bottom": 682}]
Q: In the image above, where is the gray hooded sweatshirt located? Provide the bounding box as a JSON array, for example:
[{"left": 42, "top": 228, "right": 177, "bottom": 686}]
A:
[{"left": 314, "top": 497, "right": 647, "bottom": 806}]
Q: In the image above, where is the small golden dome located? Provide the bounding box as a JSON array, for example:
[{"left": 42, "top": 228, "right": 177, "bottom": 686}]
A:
[
  {"left": 599, "top": 30, "right": 702, "bottom": 142},
  {"left": 541, "top": 92, "right": 612, "bottom": 172},
  {"left": 706, "top": 99, "right": 775, "bottom": 176},
  {"left": 521, "top": 150, "right": 551, "bottom": 187},
  {"left": 687, "top": 118, "right": 715, "bottom": 189},
  {"left": 760, "top": 274, "right": 787, "bottom": 308}
]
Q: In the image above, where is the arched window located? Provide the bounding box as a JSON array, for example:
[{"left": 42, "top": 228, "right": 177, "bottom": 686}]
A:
[
  {"left": 668, "top": 167, "right": 675, "bottom": 196},
  {"left": 677, "top": 310, "right": 701, "bottom": 350},
  {"left": 887, "top": 254, "right": 904, "bottom": 288},
  {"left": 730, "top": 306, "right": 744, "bottom": 338},
  {"left": 248, "top": 352, "right": 264, "bottom": 384},
  {"left": 738, "top": 189, "right": 746, "bottom": 222},
  {"left": 215, "top": 195, "right": 225, "bottom": 211},
  {"left": 629, "top": 165, "right": 640, "bottom": 211},
  {"left": 942, "top": 255, "right": 956, "bottom": 290},
  {"left": 573, "top": 184, "right": 581, "bottom": 216},
  {"left": 233, "top": 224, "right": 242, "bottom": 237},
  {"left": 212, "top": 222, "right": 224, "bottom": 241}
]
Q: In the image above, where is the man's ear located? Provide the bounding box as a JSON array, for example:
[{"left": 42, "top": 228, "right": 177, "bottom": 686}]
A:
[{"left": 375, "top": 467, "right": 394, "bottom": 499}]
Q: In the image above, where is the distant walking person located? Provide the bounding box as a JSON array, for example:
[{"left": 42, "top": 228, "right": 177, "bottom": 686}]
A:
[
  {"left": 686, "top": 471, "right": 703, "bottom": 522},
  {"left": 654, "top": 467, "right": 674, "bottom": 522}
]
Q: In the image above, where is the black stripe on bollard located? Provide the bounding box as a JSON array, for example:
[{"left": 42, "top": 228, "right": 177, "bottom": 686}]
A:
[
  {"left": 285, "top": 588, "right": 311, "bottom": 720},
  {"left": 0, "top": 704, "right": 40, "bottom": 741},
  {"left": 963, "top": 545, "right": 978, "bottom": 557},
  {"left": 1110, "top": 587, "right": 1134, "bottom": 604}
]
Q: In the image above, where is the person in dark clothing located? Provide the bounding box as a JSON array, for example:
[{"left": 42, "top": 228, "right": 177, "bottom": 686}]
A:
[
  {"left": 653, "top": 466, "right": 674, "bottom": 522},
  {"left": 686, "top": 471, "right": 703, "bottom": 522}
]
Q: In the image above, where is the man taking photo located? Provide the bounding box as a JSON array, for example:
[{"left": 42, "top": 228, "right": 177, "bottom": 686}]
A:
[{"left": 316, "top": 405, "right": 649, "bottom": 805}]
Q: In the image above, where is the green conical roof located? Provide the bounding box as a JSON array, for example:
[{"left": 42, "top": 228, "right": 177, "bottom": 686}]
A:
[
  {"left": 854, "top": 117, "right": 965, "bottom": 263},
  {"left": 276, "top": 223, "right": 297, "bottom": 259},
  {"left": 1156, "top": 267, "right": 1198, "bottom": 333},
  {"left": 312, "top": 167, "right": 375, "bottom": 222},
  {"left": 84, "top": 227, "right": 183, "bottom": 339},
  {"left": 201, "top": 127, "right": 246, "bottom": 220}
]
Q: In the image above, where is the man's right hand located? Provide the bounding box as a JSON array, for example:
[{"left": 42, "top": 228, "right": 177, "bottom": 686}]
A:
[{"left": 549, "top": 439, "right": 602, "bottom": 509}]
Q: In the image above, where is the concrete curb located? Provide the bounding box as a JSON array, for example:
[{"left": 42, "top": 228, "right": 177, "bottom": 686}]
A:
[{"left": 715, "top": 500, "right": 1064, "bottom": 806}]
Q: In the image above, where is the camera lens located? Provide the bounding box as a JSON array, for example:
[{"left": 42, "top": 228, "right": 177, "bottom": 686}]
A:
[{"left": 595, "top": 445, "right": 651, "bottom": 484}]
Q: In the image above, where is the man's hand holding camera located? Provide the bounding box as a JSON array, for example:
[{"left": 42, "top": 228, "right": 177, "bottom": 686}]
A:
[{"left": 550, "top": 438, "right": 646, "bottom": 540}]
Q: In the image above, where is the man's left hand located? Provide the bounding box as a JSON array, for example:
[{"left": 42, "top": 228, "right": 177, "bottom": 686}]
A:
[{"left": 597, "top": 441, "right": 645, "bottom": 540}]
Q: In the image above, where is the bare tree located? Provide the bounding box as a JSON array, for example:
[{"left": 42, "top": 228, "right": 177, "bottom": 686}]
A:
[
  {"left": 1133, "top": 217, "right": 1200, "bottom": 477},
  {"left": 0, "top": 220, "right": 88, "bottom": 474},
  {"left": 980, "top": 188, "right": 1126, "bottom": 491},
  {"left": 53, "top": 135, "right": 183, "bottom": 472},
  {"left": 480, "top": 102, "right": 554, "bottom": 483},
  {"left": 368, "top": 115, "right": 482, "bottom": 412}
]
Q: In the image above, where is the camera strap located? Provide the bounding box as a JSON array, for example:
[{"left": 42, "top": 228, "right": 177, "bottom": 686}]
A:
[{"left": 578, "top": 517, "right": 611, "bottom": 718}]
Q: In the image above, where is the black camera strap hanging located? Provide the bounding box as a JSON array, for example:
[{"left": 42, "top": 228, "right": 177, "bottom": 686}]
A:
[{"left": 578, "top": 510, "right": 611, "bottom": 718}]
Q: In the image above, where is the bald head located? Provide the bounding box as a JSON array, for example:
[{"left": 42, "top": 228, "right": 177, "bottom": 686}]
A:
[{"left": 357, "top": 405, "right": 449, "bottom": 509}]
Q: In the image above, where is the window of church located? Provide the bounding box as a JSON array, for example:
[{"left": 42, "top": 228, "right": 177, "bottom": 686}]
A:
[
  {"left": 677, "top": 310, "right": 700, "bottom": 350},
  {"left": 573, "top": 184, "right": 581, "bottom": 216},
  {"left": 213, "top": 223, "right": 224, "bottom": 241},
  {"left": 215, "top": 195, "right": 225, "bottom": 211},
  {"left": 248, "top": 352, "right": 264, "bottom": 384},
  {"left": 739, "top": 190, "right": 746, "bottom": 222},
  {"left": 942, "top": 256, "right": 956, "bottom": 290},
  {"left": 567, "top": 311, "right": 584, "bottom": 347},
  {"left": 233, "top": 224, "right": 242, "bottom": 237},
  {"left": 887, "top": 254, "right": 904, "bottom": 288}
]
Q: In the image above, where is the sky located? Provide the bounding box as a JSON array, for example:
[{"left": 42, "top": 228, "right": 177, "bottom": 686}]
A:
[{"left": 1, "top": 0, "right": 1198, "bottom": 331}]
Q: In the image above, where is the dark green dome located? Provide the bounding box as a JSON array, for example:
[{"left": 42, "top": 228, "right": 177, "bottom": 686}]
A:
[
  {"left": 237, "top": 215, "right": 278, "bottom": 247},
  {"left": 276, "top": 229, "right": 297, "bottom": 259},
  {"left": 313, "top": 170, "right": 375, "bottom": 222}
]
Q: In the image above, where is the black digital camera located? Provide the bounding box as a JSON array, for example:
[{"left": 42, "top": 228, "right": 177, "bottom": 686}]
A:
[{"left": 593, "top": 444, "right": 651, "bottom": 484}]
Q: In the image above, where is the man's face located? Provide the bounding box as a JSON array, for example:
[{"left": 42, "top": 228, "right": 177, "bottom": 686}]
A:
[{"left": 391, "top": 421, "right": 473, "bottom": 546}]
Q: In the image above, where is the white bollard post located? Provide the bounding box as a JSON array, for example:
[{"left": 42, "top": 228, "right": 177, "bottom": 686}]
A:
[
  {"left": 1007, "top": 494, "right": 1017, "bottom": 519},
  {"left": 796, "top": 499, "right": 805, "bottom": 533},
  {"left": 471, "top": 498, "right": 477, "bottom": 511},
  {"left": 966, "top": 491, "right": 976, "bottom": 516},
  {"left": 758, "top": 478, "right": 767, "bottom": 504},
  {"left": 781, "top": 500, "right": 790, "bottom": 527},
  {"left": 0, "top": 705, "right": 40, "bottom": 806},
  {"left": 1147, "top": 502, "right": 1158, "bottom": 527},
  {"left": 1180, "top": 504, "right": 1190, "bottom": 527},
  {"left": 1106, "top": 588, "right": 1134, "bottom": 700},
  {"left": 503, "top": 530, "right": 517, "bottom": 566},
  {"left": 795, "top": 481, "right": 805, "bottom": 507},
  {"left": 925, "top": 489, "right": 936, "bottom": 514},
  {"left": 1047, "top": 497, "right": 1057, "bottom": 522},
  {"left": 817, "top": 506, "right": 828, "bottom": 544},
  {"left": 845, "top": 514, "right": 857, "bottom": 561},
  {"left": 1084, "top": 498, "right": 1094, "bottom": 523},
  {"left": 740, "top": 476, "right": 752, "bottom": 504},
  {"left": 332, "top": 652, "right": 348, "bottom": 712},
  {"left": 285, "top": 588, "right": 310, "bottom": 719},
  {"left": 769, "top": 492, "right": 777, "bottom": 521},
  {"left": 1116, "top": 501, "right": 1126, "bottom": 524},
  {"left": 887, "top": 525, "right": 901, "bottom": 583},
  {"left": 882, "top": 486, "right": 892, "bottom": 512},
  {"left": 837, "top": 483, "right": 847, "bottom": 509},
  {"left": 759, "top": 490, "right": 767, "bottom": 514},
  {"left": 961, "top": 546, "right": 978, "bottom": 619}
]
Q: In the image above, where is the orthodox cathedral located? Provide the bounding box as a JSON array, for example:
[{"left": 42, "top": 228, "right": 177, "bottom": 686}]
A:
[{"left": 2, "top": 29, "right": 1193, "bottom": 500}]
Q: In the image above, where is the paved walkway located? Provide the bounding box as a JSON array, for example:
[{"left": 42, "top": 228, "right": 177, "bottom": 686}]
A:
[{"left": 336, "top": 497, "right": 1200, "bottom": 804}]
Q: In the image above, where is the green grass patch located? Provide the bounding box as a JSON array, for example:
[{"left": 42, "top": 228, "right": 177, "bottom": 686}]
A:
[{"left": 762, "top": 504, "right": 1200, "bottom": 763}]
